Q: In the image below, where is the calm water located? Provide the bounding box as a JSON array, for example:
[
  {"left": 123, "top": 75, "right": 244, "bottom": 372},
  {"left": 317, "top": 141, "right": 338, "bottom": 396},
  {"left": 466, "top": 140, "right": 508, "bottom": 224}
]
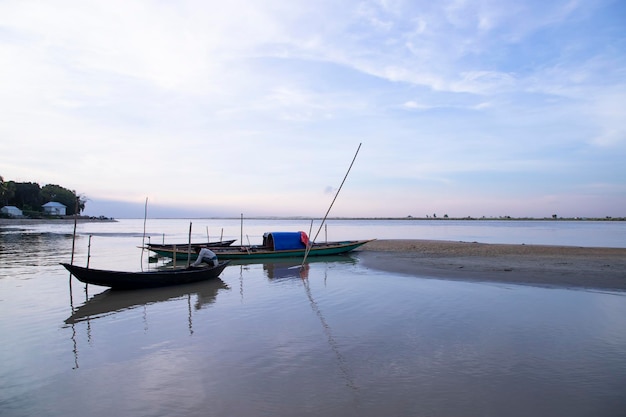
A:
[{"left": 1, "top": 219, "right": 625, "bottom": 417}]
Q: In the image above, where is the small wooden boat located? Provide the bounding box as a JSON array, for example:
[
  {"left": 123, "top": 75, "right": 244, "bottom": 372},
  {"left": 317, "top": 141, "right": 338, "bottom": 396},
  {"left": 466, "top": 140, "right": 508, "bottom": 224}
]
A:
[
  {"left": 146, "top": 239, "right": 236, "bottom": 250},
  {"left": 145, "top": 232, "right": 374, "bottom": 260},
  {"left": 61, "top": 261, "right": 230, "bottom": 290}
]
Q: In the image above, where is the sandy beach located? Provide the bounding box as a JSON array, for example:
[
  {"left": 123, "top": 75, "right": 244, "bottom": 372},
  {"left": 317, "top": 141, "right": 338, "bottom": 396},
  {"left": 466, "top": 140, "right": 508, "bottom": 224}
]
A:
[{"left": 358, "top": 239, "right": 626, "bottom": 292}]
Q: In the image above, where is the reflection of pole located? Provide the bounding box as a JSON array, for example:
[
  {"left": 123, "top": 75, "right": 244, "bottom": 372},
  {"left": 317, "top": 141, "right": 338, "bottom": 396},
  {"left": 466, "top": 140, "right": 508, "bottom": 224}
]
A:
[
  {"left": 70, "top": 322, "right": 79, "bottom": 370},
  {"left": 239, "top": 264, "right": 245, "bottom": 303},
  {"left": 68, "top": 276, "right": 78, "bottom": 369},
  {"left": 302, "top": 278, "right": 357, "bottom": 391},
  {"left": 187, "top": 294, "right": 194, "bottom": 336}
]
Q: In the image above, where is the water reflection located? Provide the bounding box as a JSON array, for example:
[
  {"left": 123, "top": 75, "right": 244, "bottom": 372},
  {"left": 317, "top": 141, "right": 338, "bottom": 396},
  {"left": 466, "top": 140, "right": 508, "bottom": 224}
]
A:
[
  {"left": 65, "top": 278, "right": 229, "bottom": 324},
  {"left": 65, "top": 278, "right": 230, "bottom": 370},
  {"left": 232, "top": 254, "right": 358, "bottom": 280},
  {"left": 0, "top": 230, "right": 76, "bottom": 272},
  {"left": 4, "top": 221, "right": 626, "bottom": 416},
  {"left": 301, "top": 272, "right": 358, "bottom": 392},
  {"left": 238, "top": 256, "right": 360, "bottom": 391}
]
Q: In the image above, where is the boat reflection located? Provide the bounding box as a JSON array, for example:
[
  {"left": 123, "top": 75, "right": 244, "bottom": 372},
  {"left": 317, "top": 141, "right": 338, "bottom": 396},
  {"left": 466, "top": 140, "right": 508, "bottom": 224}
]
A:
[
  {"left": 234, "top": 254, "right": 358, "bottom": 390},
  {"left": 65, "top": 278, "right": 229, "bottom": 324},
  {"left": 232, "top": 254, "right": 358, "bottom": 280}
]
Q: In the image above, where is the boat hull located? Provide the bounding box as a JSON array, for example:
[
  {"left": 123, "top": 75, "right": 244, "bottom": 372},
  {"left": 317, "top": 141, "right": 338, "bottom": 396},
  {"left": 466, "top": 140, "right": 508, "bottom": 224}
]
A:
[
  {"left": 61, "top": 261, "right": 230, "bottom": 290},
  {"left": 147, "top": 240, "right": 373, "bottom": 260},
  {"left": 146, "top": 239, "right": 236, "bottom": 250}
]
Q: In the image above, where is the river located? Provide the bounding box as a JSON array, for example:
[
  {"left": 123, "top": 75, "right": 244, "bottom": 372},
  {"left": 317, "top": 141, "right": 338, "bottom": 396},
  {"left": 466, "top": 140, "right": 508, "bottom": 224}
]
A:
[{"left": 1, "top": 219, "right": 625, "bottom": 416}]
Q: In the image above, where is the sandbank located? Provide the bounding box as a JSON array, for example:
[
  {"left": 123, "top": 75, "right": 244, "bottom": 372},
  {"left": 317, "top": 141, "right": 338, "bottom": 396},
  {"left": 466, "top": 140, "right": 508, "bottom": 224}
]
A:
[{"left": 357, "top": 239, "right": 626, "bottom": 292}]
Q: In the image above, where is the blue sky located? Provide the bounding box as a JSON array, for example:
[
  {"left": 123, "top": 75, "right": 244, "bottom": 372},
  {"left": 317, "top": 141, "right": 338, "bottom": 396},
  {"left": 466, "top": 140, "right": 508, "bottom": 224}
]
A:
[{"left": 1, "top": 0, "right": 624, "bottom": 218}]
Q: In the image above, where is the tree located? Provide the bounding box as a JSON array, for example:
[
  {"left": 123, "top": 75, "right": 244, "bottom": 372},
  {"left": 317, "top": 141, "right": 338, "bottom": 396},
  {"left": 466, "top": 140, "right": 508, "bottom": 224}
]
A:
[
  {"left": 9, "top": 182, "right": 42, "bottom": 211},
  {"left": 0, "top": 176, "right": 15, "bottom": 207},
  {"left": 1, "top": 177, "right": 87, "bottom": 215},
  {"left": 41, "top": 184, "right": 85, "bottom": 215}
]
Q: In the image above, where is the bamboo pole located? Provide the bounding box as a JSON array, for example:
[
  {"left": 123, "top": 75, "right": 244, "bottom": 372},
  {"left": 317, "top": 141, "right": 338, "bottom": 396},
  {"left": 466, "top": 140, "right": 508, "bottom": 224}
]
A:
[
  {"left": 141, "top": 197, "right": 148, "bottom": 271},
  {"left": 86, "top": 234, "right": 92, "bottom": 268},
  {"left": 69, "top": 196, "right": 79, "bottom": 289},
  {"left": 187, "top": 222, "right": 193, "bottom": 268},
  {"left": 300, "top": 143, "right": 361, "bottom": 269},
  {"left": 70, "top": 196, "right": 79, "bottom": 266}
]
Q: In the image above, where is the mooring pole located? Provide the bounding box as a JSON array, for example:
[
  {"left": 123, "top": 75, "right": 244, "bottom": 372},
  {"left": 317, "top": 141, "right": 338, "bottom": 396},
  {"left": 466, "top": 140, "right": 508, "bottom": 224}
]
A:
[{"left": 300, "top": 143, "right": 362, "bottom": 269}]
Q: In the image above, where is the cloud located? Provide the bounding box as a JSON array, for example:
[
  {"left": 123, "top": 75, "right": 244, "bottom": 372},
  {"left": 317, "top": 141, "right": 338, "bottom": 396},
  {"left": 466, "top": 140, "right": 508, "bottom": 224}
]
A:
[{"left": 0, "top": 0, "right": 624, "bottom": 218}]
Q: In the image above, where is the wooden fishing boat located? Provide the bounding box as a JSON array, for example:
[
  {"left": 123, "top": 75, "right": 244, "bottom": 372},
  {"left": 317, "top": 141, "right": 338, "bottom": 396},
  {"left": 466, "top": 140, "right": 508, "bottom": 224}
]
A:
[
  {"left": 143, "top": 239, "right": 236, "bottom": 259},
  {"left": 145, "top": 232, "right": 374, "bottom": 260},
  {"left": 146, "top": 239, "right": 236, "bottom": 250},
  {"left": 61, "top": 261, "right": 230, "bottom": 290}
]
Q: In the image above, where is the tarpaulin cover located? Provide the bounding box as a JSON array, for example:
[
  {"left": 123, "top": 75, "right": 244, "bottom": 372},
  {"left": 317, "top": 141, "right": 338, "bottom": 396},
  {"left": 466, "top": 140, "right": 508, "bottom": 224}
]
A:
[{"left": 265, "top": 232, "right": 309, "bottom": 250}]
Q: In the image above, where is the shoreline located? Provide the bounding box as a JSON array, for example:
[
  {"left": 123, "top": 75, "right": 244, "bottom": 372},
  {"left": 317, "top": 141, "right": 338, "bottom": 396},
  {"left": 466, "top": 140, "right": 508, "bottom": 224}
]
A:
[
  {"left": 0, "top": 218, "right": 117, "bottom": 225},
  {"left": 357, "top": 239, "right": 626, "bottom": 292}
]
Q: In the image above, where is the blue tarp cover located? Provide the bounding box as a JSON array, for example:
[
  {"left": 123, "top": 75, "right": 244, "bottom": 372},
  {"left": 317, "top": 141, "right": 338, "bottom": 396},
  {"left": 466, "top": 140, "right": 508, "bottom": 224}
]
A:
[{"left": 266, "top": 232, "right": 308, "bottom": 250}]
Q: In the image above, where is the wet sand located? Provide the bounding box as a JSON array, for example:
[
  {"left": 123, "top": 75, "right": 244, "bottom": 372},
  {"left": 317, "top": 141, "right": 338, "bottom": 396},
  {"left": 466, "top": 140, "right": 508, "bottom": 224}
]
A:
[{"left": 357, "top": 239, "right": 626, "bottom": 292}]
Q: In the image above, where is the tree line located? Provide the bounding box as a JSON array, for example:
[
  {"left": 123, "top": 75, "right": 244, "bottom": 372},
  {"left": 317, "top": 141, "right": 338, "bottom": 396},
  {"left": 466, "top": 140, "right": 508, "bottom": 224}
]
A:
[{"left": 0, "top": 175, "right": 86, "bottom": 216}]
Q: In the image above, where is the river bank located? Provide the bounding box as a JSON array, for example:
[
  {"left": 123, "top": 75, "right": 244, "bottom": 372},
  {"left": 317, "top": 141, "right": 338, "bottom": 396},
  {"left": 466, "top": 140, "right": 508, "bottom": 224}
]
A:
[
  {"left": 358, "top": 239, "right": 626, "bottom": 292},
  {"left": 0, "top": 217, "right": 117, "bottom": 226}
]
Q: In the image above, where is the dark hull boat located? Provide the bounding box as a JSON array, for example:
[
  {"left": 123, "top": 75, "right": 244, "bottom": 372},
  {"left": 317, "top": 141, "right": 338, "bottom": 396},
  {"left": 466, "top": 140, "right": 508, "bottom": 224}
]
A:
[
  {"left": 61, "top": 261, "right": 230, "bottom": 290},
  {"left": 146, "top": 232, "right": 373, "bottom": 261},
  {"left": 146, "top": 239, "right": 236, "bottom": 250}
]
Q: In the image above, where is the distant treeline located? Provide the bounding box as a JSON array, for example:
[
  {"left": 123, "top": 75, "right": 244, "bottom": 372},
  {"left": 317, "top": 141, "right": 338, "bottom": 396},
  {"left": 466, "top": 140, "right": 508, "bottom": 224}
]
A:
[
  {"left": 0, "top": 175, "right": 85, "bottom": 216},
  {"left": 247, "top": 216, "right": 625, "bottom": 221},
  {"left": 359, "top": 216, "right": 625, "bottom": 221}
]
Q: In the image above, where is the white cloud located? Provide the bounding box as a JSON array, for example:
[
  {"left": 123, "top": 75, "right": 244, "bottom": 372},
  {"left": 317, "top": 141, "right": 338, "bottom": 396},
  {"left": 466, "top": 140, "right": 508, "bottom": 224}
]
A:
[{"left": 0, "top": 0, "right": 624, "bottom": 218}]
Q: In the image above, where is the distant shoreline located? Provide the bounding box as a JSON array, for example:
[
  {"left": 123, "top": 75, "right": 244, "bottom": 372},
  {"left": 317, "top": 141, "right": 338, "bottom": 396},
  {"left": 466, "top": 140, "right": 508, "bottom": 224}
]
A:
[
  {"left": 0, "top": 217, "right": 117, "bottom": 225},
  {"left": 1, "top": 216, "right": 623, "bottom": 224},
  {"left": 9, "top": 216, "right": 622, "bottom": 221}
]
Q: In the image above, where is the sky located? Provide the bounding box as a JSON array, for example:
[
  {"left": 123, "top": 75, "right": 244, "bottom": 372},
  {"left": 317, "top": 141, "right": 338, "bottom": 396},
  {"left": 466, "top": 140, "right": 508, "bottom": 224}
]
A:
[{"left": 1, "top": 0, "right": 625, "bottom": 219}]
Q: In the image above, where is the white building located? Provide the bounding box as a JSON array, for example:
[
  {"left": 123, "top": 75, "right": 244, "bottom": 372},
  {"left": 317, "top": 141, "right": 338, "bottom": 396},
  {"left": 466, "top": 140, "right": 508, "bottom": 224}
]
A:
[
  {"left": 42, "top": 202, "right": 67, "bottom": 216},
  {"left": 1, "top": 206, "right": 23, "bottom": 217}
]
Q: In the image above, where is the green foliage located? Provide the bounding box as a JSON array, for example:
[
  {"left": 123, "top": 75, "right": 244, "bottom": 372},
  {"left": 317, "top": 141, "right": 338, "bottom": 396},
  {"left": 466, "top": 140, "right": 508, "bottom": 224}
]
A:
[
  {"left": 0, "top": 174, "right": 87, "bottom": 215},
  {"left": 0, "top": 175, "right": 15, "bottom": 207},
  {"left": 41, "top": 184, "right": 85, "bottom": 215},
  {"left": 11, "top": 182, "right": 42, "bottom": 211}
]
